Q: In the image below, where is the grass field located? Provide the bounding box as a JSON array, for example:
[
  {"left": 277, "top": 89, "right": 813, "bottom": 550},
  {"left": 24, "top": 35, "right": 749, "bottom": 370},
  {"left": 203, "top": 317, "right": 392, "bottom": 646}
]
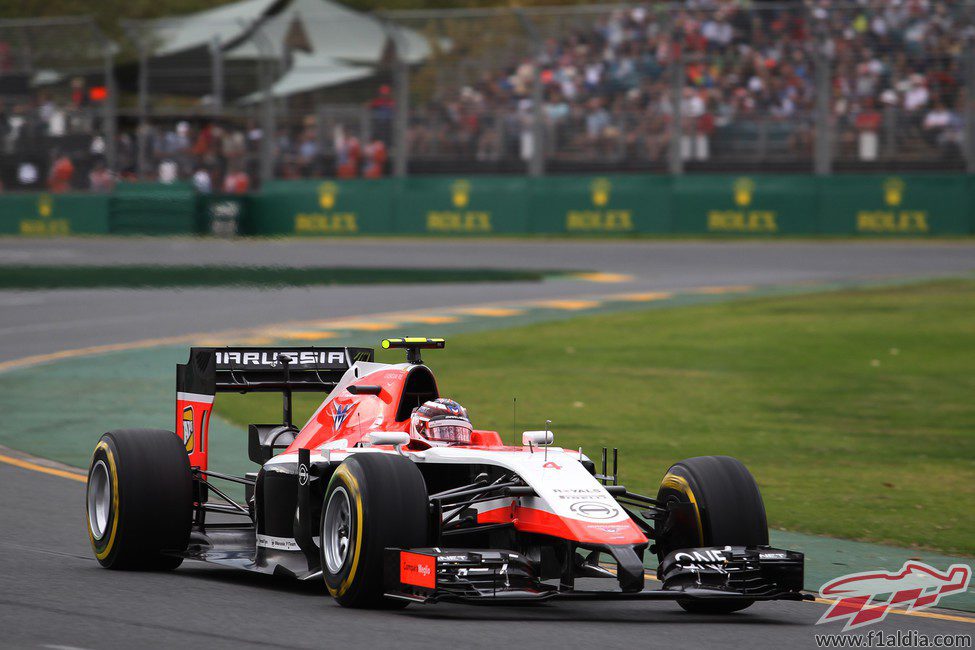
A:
[{"left": 215, "top": 279, "right": 975, "bottom": 555}]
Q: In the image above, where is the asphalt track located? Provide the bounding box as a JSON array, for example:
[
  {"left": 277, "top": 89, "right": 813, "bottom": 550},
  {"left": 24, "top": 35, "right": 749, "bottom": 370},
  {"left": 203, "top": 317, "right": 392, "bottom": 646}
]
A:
[
  {"left": 0, "top": 238, "right": 973, "bottom": 649},
  {"left": 1, "top": 238, "right": 974, "bottom": 362}
]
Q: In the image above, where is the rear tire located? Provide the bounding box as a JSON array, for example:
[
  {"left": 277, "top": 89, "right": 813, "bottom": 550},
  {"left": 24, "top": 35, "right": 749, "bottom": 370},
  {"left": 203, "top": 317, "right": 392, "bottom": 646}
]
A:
[
  {"left": 86, "top": 429, "right": 193, "bottom": 570},
  {"left": 321, "top": 453, "right": 429, "bottom": 608},
  {"left": 656, "top": 455, "right": 768, "bottom": 615}
]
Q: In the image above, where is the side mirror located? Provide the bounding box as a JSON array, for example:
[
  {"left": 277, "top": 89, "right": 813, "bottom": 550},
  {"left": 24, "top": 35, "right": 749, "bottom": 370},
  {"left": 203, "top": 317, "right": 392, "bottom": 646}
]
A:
[
  {"left": 368, "top": 431, "right": 411, "bottom": 448},
  {"left": 522, "top": 430, "right": 554, "bottom": 446}
]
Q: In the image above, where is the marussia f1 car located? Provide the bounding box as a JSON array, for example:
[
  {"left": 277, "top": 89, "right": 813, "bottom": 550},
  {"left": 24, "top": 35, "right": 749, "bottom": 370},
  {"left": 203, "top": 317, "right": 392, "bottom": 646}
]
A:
[{"left": 85, "top": 337, "right": 809, "bottom": 612}]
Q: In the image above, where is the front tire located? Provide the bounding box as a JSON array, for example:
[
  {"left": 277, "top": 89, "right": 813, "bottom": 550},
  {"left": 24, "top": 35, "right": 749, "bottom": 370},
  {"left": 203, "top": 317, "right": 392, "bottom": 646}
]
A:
[
  {"left": 86, "top": 429, "right": 193, "bottom": 569},
  {"left": 321, "top": 453, "right": 429, "bottom": 608},
  {"left": 656, "top": 455, "right": 768, "bottom": 614}
]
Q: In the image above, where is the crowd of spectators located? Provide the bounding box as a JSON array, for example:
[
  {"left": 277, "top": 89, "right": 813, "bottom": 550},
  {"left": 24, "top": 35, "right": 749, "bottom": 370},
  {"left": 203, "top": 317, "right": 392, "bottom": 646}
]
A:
[
  {"left": 0, "top": 0, "right": 971, "bottom": 191},
  {"left": 0, "top": 102, "right": 392, "bottom": 192},
  {"left": 408, "top": 0, "right": 971, "bottom": 167}
]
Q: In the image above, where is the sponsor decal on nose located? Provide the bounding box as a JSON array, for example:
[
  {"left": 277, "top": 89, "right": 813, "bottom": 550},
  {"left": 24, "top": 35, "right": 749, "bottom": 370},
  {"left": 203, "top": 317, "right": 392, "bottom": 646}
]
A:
[{"left": 568, "top": 501, "right": 620, "bottom": 520}]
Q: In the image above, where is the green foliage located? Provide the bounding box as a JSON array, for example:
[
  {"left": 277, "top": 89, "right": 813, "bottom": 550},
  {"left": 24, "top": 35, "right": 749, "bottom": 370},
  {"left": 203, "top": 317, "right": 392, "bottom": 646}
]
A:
[{"left": 217, "top": 279, "right": 975, "bottom": 555}]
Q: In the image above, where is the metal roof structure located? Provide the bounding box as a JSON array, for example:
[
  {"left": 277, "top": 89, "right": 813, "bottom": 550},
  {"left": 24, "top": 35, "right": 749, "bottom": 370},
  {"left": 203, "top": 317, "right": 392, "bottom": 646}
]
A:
[{"left": 126, "top": 0, "right": 432, "bottom": 102}]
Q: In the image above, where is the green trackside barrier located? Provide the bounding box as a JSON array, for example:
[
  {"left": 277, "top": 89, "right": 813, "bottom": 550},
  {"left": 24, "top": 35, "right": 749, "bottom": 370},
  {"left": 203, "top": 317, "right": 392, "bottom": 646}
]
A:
[
  {"left": 248, "top": 179, "right": 396, "bottom": 236},
  {"left": 394, "top": 176, "right": 531, "bottom": 235},
  {"left": 673, "top": 174, "right": 820, "bottom": 234},
  {"left": 1, "top": 174, "right": 973, "bottom": 238},
  {"left": 0, "top": 193, "right": 111, "bottom": 235},
  {"left": 529, "top": 175, "right": 673, "bottom": 234},
  {"left": 110, "top": 182, "right": 200, "bottom": 235},
  {"left": 819, "top": 174, "right": 973, "bottom": 235}
]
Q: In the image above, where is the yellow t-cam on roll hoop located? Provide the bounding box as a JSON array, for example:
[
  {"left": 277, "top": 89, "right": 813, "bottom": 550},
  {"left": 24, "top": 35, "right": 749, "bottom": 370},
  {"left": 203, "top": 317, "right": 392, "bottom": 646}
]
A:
[{"left": 381, "top": 337, "right": 446, "bottom": 365}]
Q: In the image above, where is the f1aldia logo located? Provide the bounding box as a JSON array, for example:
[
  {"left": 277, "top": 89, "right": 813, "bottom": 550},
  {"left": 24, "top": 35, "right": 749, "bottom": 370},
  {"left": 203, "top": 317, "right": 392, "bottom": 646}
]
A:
[{"left": 817, "top": 561, "right": 971, "bottom": 631}]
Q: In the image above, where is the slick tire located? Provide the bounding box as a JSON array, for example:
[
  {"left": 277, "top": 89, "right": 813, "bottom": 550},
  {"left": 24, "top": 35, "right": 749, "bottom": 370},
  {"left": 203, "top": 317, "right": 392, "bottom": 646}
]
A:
[
  {"left": 321, "top": 453, "right": 429, "bottom": 608},
  {"left": 86, "top": 429, "right": 193, "bottom": 570},
  {"left": 656, "top": 455, "right": 768, "bottom": 615}
]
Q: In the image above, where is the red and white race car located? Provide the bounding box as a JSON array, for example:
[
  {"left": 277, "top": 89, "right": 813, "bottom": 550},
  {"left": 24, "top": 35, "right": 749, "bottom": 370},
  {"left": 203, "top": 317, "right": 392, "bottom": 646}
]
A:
[{"left": 86, "top": 337, "right": 808, "bottom": 611}]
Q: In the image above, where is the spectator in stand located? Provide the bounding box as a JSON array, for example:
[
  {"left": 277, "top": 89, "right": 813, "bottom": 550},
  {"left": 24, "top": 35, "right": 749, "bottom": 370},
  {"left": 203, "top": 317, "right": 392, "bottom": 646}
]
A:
[
  {"left": 363, "top": 139, "right": 387, "bottom": 178},
  {"left": 192, "top": 122, "right": 217, "bottom": 168},
  {"left": 297, "top": 115, "right": 321, "bottom": 176},
  {"left": 855, "top": 98, "right": 884, "bottom": 161},
  {"left": 223, "top": 163, "right": 250, "bottom": 194},
  {"left": 48, "top": 152, "right": 74, "bottom": 192},
  {"left": 158, "top": 159, "right": 178, "bottom": 184},
  {"left": 89, "top": 161, "right": 114, "bottom": 192},
  {"left": 922, "top": 101, "right": 957, "bottom": 150},
  {"left": 18, "top": 161, "right": 40, "bottom": 188},
  {"left": 370, "top": 85, "right": 395, "bottom": 118},
  {"left": 335, "top": 130, "right": 361, "bottom": 178},
  {"left": 903, "top": 74, "right": 930, "bottom": 115},
  {"left": 192, "top": 166, "right": 213, "bottom": 193},
  {"left": 369, "top": 84, "right": 395, "bottom": 143}
]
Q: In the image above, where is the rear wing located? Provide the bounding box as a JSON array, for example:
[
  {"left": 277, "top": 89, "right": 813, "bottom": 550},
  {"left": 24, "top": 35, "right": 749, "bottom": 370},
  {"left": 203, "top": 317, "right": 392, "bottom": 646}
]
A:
[
  {"left": 177, "top": 346, "right": 374, "bottom": 396},
  {"left": 176, "top": 346, "right": 374, "bottom": 469}
]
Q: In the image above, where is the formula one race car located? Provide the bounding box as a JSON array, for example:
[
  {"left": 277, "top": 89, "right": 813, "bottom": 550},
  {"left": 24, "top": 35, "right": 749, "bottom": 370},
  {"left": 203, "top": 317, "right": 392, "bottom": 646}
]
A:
[{"left": 85, "top": 337, "right": 809, "bottom": 612}]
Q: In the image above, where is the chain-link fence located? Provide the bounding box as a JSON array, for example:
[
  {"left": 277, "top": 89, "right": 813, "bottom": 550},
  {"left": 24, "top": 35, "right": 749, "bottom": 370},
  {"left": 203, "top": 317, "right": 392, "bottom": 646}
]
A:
[{"left": 2, "top": 2, "right": 975, "bottom": 191}]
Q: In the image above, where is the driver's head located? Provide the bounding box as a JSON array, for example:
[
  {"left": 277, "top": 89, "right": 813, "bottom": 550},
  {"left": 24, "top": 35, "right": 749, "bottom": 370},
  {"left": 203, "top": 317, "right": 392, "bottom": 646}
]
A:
[{"left": 410, "top": 398, "right": 472, "bottom": 444}]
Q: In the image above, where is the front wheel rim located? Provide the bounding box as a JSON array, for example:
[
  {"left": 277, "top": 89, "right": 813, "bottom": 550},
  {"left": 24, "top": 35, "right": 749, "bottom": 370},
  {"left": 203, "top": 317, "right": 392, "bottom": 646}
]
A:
[
  {"left": 87, "top": 460, "right": 111, "bottom": 540},
  {"left": 323, "top": 486, "right": 352, "bottom": 574}
]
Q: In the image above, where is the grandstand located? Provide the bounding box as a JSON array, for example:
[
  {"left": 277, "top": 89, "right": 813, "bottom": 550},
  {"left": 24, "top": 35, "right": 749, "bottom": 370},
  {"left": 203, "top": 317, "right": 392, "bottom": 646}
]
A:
[{"left": 1, "top": 0, "right": 973, "bottom": 192}]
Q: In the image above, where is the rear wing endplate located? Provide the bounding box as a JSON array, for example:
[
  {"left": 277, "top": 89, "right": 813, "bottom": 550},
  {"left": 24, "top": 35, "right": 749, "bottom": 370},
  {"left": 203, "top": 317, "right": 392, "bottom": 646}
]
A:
[{"left": 175, "top": 347, "right": 373, "bottom": 470}]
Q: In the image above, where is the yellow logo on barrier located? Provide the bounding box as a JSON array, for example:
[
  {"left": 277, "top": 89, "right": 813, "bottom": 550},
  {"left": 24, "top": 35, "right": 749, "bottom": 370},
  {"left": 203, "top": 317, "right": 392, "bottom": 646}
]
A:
[
  {"left": 883, "top": 177, "right": 904, "bottom": 207},
  {"left": 451, "top": 180, "right": 471, "bottom": 209},
  {"left": 295, "top": 182, "right": 359, "bottom": 235},
  {"left": 733, "top": 177, "right": 755, "bottom": 207},
  {"left": 566, "top": 178, "right": 633, "bottom": 232},
  {"left": 295, "top": 213, "right": 358, "bottom": 234},
  {"left": 856, "top": 177, "right": 928, "bottom": 233},
  {"left": 427, "top": 211, "right": 492, "bottom": 232},
  {"left": 427, "top": 180, "right": 493, "bottom": 232},
  {"left": 591, "top": 178, "right": 611, "bottom": 207},
  {"left": 318, "top": 182, "right": 339, "bottom": 209},
  {"left": 20, "top": 193, "right": 70, "bottom": 235},
  {"left": 38, "top": 194, "right": 53, "bottom": 217},
  {"left": 706, "top": 177, "right": 777, "bottom": 232}
]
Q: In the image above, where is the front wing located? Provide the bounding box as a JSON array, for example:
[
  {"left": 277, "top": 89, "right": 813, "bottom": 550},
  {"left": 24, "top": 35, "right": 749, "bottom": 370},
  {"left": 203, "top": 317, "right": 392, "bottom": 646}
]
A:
[{"left": 384, "top": 545, "right": 811, "bottom": 604}]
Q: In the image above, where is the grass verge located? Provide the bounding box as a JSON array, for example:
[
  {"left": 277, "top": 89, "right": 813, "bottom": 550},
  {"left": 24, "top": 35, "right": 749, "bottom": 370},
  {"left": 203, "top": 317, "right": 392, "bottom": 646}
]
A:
[
  {"left": 0, "top": 265, "right": 560, "bottom": 289},
  {"left": 215, "top": 279, "right": 975, "bottom": 555}
]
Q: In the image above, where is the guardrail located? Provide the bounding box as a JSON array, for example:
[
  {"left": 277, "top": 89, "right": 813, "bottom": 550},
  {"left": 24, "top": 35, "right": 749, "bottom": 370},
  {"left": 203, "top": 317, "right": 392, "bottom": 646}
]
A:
[{"left": 1, "top": 174, "right": 972, "bottom": 237}]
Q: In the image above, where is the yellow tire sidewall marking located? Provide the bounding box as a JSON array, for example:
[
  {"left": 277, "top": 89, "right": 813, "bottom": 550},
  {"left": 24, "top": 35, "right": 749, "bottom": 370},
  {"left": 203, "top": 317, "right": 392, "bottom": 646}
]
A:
[
  {"left": 661, "top": 472, "right": 704, "bottom": 546},
  {"left": 329, "top": 464, "right": 365, "bottom": 598},
  {"left": 89, "top": 440, "right": 121, "bottom": 560}
]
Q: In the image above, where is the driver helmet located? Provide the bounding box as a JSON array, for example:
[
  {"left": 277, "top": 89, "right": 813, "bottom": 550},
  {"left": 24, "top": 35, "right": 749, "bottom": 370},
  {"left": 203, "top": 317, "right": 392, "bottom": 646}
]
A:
[{"left": 410, "top": 398, "right": 472, "bottom": 444}]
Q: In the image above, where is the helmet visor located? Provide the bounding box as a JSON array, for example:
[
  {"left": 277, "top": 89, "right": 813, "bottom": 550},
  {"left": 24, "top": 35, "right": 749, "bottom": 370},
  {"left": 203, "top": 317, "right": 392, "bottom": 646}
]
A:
[{"left": 426, "top": 416, "right": 473, "bottom": 444}]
